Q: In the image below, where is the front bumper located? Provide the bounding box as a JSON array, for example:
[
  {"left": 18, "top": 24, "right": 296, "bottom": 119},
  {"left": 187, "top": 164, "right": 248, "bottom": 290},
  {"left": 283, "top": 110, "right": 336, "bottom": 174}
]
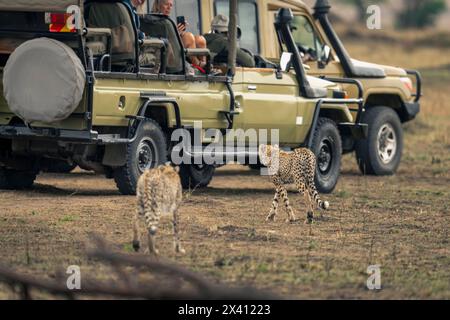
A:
[{"left": 403, "top": 102, "right": 421, "bottom": 121}]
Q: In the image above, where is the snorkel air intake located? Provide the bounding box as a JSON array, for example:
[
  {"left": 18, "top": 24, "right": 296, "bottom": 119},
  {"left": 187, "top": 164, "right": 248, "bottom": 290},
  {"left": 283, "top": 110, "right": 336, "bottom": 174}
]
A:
[
  {"left": 313, "top": 0, "right": 354, "bottom": 77},
  {"left": 313, "top": 0, "right": 385, "bottom": 78},
  {"left": 275, "top": 8, "right": 325, "bottom": 98}
]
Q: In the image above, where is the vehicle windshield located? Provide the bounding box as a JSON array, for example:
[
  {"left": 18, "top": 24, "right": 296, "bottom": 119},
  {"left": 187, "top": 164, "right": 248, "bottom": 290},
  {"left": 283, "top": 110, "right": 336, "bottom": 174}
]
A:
[{"left": 290, "top": 15, "right": 326, "bottom": 62}]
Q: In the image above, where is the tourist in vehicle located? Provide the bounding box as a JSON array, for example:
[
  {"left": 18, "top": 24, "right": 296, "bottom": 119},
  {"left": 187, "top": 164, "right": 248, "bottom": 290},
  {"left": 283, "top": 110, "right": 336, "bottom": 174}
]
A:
[
  {"left": 131, "top": 0, "right": 146, "bottom": 13},
  {"left": 150, "top": 0, "right": 207, "bottom": 68},
  {"left": 203, "top": 14, "right": 255, "bottom": 68}
]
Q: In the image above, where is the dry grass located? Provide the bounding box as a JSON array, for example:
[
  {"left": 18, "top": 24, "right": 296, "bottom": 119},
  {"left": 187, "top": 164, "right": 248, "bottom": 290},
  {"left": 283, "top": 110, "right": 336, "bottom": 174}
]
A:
[{"left": 0, "top": 29, "right": 449, "bottom": 300}]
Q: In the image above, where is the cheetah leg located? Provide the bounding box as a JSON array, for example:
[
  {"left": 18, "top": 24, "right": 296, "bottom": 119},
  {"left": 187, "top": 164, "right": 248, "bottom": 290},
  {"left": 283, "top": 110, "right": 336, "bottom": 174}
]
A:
[
  {"left": 296, "top": 182, "right": 306, "bottom": 196},
  {"left": 172, "top": 208, "right": 186, "bottom": 254},
  {"left": 280, "top": 187, "right": 296, "bottom": 223},
  {"left": 267, "top": 187, "right": 281, "bottom": 222},
  {"left": 296, "top": 182, "right": 307, "bottom": 221},
  {"left": 132, "top": 196, "right": 145, "bottom": 252},
  {"left": 132, "top": 209, "right": 141, "bottom": 252},
  {"left": 146, "top": 225, "right": 159, "bottom": 256},
  {"left": 304, "top": 188, "right": 315, "bottom": 224},
  {"left": 145, "top": 212, "right": 161, "bottom": 256}
]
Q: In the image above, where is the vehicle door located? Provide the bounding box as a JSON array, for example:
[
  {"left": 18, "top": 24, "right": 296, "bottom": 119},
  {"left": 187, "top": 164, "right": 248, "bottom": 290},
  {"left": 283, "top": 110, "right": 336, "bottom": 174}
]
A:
[{"left": 237, "top": 66, "right": 303, "bottom": 145}]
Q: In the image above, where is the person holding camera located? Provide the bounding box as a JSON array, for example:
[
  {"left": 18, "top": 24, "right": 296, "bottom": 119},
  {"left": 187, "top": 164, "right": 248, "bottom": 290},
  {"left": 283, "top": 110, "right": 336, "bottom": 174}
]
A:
[{"left": 151, "top": 0, "right": 207, "bottom": 68}]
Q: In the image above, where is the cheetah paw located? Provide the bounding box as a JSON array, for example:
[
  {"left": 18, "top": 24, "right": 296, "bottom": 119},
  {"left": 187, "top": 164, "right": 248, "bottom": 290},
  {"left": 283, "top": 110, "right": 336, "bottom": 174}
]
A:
[
  {"left": 132, "top": 241, "right": 140, "bottom": 252},
  {"left": 305, "top": 212, "right": 314, "bottom": 224}
]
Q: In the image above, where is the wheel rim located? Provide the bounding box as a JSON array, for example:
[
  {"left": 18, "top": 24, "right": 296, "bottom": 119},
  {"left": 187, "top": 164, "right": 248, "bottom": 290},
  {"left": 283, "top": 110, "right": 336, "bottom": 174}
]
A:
[
  {"left": 377, "top": 124, "right": 397, "bottom": 164},
  {"left": 136, "top": 138, "right": 158, "bottom": 173},
  {"left": 318, "top": 138, "right": 333, "bottom": 175}
]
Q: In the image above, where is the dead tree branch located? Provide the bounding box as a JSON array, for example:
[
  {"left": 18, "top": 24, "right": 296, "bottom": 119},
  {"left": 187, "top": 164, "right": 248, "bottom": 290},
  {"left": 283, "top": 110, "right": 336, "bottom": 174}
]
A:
[{"left": 0, "top": 236, "right": 278, "bottom": 300}]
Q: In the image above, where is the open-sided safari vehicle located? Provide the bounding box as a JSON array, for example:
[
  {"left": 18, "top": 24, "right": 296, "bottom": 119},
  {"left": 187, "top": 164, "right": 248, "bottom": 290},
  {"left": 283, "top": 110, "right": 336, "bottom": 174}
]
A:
[
  {"left": 191, "top": 0, "right": 422, "bottom": 176},
  {"left": 0, "top": 0, "right": 366, "bottom": 195}
]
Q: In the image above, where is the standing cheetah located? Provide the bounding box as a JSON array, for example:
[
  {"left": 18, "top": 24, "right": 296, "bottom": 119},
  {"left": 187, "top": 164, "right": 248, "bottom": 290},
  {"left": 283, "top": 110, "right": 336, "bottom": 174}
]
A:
[
  {"left": 259, "top": 144, "right": 330, "bottom": 224},
  {"left": 133, "top": 164, "right": 185, "bottom": 255}
]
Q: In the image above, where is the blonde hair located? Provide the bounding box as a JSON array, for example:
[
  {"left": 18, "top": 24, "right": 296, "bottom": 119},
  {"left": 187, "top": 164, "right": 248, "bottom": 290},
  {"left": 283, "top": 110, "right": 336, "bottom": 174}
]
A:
[
  {"left": 151, "top": 0, "right": 170, "bottom": 13},
  {"left": 151, "top": 0, "right": 159, "bottom": 13}
]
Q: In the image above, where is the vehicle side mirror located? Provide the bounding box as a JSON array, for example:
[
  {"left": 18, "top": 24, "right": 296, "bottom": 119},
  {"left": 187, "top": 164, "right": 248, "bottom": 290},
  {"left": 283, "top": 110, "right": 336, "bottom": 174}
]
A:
[
  {"left": 280, "top": 52, "right": 293, "bottom": 72},
  {"left": 323, "top": 45, "right": 331, "bottom": 63},
  {"left": 322, "top": 45, "right": 332, "bottom": 64}
]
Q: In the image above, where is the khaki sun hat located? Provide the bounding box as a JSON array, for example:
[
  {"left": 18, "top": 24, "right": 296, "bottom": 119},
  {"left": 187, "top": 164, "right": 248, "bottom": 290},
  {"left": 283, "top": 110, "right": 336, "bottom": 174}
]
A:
[
  {"left": 211, "top": 14, "right": 229, "bottom": 33},
  {"left": 211, "top": 14, "right": 242, "bottom": 38}
]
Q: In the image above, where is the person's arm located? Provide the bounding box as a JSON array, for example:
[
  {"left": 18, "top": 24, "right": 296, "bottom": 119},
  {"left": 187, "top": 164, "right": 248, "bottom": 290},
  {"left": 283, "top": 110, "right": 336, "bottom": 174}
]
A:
[
  {"left": 236, "top": 48, "right": 255, "bottom": 68},
  {"left": 177, "top": 24, "right": 187, "bottom": 37}
]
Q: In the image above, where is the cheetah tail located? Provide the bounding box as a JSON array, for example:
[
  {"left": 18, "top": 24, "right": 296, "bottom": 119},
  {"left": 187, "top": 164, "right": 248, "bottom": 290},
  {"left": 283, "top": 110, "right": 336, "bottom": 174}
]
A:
[{"left": 309, "top": 186, "right": 330, "bottom": 210}]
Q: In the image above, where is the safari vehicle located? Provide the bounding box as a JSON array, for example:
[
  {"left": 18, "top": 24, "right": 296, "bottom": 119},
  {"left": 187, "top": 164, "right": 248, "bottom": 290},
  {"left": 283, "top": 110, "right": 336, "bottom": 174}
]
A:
[
  {"left": 0, "top": 0, "right": 366, "bottom": 195},
  {"left": 159, "top": 0, "right": 422, "bottom": 176}
]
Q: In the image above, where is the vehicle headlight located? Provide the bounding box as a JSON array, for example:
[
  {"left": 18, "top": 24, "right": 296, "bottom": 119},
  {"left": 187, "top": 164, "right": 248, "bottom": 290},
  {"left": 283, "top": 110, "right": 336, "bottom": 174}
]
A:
[{"left": 400, "top": 77, "right": 414, "bottom": 93}]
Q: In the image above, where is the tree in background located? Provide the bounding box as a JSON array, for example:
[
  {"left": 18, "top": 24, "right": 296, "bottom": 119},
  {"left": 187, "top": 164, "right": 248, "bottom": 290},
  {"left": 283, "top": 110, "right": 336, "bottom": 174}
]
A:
[
  {"left": 397, "top": 0, "right": 447, "bottom": 28},
  {"left": 339, "top": 0, "right": 386, "bottom": 23}
]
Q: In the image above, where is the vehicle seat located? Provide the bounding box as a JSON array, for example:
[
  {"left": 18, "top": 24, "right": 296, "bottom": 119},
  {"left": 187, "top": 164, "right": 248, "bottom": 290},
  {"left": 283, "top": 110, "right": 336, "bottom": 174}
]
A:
[
  {"left": 137, "top": 37, "right": 167, "bottom": 73},
  {"left": 84, "top": 1, "right": 136, "bottom": 71},
  {"left": 139, "top": 15, "right": 184, "bottom": 74}
]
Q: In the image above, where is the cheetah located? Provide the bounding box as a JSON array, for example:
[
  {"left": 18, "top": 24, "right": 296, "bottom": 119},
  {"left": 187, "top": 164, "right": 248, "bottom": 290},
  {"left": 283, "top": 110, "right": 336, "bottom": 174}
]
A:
[
  {"left": 259, "top": 144, "right": 330, "bottom": 224},
  {"left": 133, "top": 163, "right": 185, "bottom": 256}
]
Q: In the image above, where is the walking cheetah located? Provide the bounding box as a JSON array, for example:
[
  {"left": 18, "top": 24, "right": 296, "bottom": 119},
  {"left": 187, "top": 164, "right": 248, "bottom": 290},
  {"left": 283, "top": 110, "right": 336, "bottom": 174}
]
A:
[
  {"left": 259, "top": 144, "right": 330, "bottom": 224},
  {"left": 133, "top": 164, "right": 185, "bottom": 256}
]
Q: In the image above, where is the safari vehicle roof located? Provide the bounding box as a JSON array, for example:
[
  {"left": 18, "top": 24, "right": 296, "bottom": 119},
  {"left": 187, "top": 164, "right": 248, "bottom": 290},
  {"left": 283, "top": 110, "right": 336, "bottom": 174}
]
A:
[{"left": 0, "top": 0, "right": 83, "bottom": 12}]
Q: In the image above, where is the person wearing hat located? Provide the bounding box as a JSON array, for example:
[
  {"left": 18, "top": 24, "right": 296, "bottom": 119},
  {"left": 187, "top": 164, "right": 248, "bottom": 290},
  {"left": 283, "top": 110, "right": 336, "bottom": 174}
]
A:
[{"left": 204, "top": 14, "right": 255, "bottom": 68}]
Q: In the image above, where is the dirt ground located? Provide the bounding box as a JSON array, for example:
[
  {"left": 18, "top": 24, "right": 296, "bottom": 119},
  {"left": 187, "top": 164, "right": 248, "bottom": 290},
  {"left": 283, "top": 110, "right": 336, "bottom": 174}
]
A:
[{"left": 0, "top": 31, "right": 449, "bottom": 300}]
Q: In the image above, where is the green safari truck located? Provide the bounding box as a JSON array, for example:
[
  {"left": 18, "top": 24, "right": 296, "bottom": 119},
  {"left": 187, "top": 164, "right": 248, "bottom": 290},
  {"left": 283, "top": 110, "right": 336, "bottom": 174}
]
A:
[{"left": 0, "top": 0, "right": 365, "bottom": 194}]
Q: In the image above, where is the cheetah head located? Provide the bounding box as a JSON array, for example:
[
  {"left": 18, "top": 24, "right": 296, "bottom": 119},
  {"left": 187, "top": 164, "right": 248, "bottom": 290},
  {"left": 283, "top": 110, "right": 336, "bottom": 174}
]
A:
[
  {"left": 258, "top": 144, "right": 280, "bottom": 167},
  {"left": 158, "top": 163, "right": 180, "bottom": 174}
]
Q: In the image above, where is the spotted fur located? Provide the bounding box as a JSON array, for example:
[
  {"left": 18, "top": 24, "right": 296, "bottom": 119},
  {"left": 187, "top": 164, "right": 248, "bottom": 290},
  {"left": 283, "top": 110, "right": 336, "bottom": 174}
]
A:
[
  {"left": 133, "top": 164, "right": 185, "bottom": 255},
  {"left": 259, "top": 144, "right": 330, "bottom": 224}
]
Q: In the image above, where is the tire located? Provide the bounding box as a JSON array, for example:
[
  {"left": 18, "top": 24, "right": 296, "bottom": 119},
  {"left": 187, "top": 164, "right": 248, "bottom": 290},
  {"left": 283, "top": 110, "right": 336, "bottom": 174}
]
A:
[
  {"left": 114, "top": 120, "right": 168, "bottom": 195},
  {"left": 179, "top": 164, "right": 215, "bottom": 189},
  {"left": 310, "top": 118, "right": 342, "bottom": 194},
  {"left": 0, "top": 167, "right": 37, "bottom": 190},
  {"left": 355, "top": 107, "right": 403, "bottom": 176},
  {"left": 4, "top": 38, "right": 85, "bottom": 123}
]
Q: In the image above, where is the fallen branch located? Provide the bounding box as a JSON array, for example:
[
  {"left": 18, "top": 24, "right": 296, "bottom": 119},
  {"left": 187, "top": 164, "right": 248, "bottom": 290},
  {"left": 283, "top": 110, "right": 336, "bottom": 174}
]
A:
[{"left": 0, "top": 236, "right": 278, "bottom": 300}]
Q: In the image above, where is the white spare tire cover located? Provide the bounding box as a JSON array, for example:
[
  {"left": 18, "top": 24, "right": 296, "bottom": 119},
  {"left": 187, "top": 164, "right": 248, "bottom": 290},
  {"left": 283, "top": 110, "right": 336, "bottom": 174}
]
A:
[{"left": 3, "top": 38, "right": 85, "bottom": 123}]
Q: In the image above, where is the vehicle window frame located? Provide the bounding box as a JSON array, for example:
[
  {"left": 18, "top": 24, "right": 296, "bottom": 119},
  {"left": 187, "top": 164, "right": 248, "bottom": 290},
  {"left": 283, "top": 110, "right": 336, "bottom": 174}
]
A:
[
  {"left": 213, "top": 0, "right": 261, "bottom": 54},
  {"left": 292, "top": 13, "right": 332, "bottom": 64}
]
